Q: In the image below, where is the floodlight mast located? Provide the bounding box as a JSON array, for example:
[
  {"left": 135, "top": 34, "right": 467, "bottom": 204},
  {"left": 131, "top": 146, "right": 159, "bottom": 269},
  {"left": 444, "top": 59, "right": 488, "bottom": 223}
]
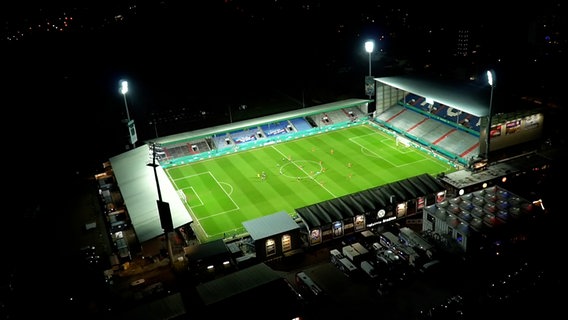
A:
[
  {"left": 120, "top": 80, "right": 131, "bottom": 122},
  {"left": 119, "top": 79, "right": 136, "bottom": 149},
  {"left": 365, "top": 40, "right": 375, "bottom": 101},
  {"left": 486, "top": 70, "right": 496, "bottom": 164},
  {"left": 365, "top": 40, "right": 374, "bottom": 77},
  {"left": 148, "top": 143, "right": 174, "bottom": 267},
  {"left": 150, "top": 144, "right": 163, "bottom": 202}
]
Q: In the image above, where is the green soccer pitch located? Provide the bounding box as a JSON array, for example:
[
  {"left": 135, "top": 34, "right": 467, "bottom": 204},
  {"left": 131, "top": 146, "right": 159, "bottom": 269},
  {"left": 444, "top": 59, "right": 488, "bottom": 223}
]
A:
[{"left": 164, "top": 123, "right": 456, "bottom": 243}]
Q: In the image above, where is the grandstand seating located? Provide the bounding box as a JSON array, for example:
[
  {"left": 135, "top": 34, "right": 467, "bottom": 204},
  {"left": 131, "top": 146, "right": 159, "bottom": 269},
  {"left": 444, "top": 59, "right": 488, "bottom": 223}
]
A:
[
  {"left": 307, "top": 107, "right": 365, "bottom": 127},
  {"left": 155, "top": 98, "right": 481, "bottom": 166},
  {"left": 157, "top": 118, "right": 317, "bottom": 163},
  {"left": 289, "top": 118, "right": 312, "bottom": 132},
  {"left": 161, "top": 140, "right": 212, "bottom": 161},
  {"left": 230, "top": 128, "right": 261, "bottom": 144},
  {"left": 260, "top": 122, "right": 289, "bottom": 137},
  {"left": 212, "top": 133, "right": 234, "bottom": 149},
  {"left": 375, "top": 104, "right": 480, "bottom": 162},
  {"left": 404, "top": 93, "right": 481, "bottom": 132}
]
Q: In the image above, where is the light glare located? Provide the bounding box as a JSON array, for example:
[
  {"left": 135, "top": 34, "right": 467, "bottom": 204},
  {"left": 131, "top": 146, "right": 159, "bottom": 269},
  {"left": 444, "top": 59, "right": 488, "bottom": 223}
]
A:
[{"left": 120, "top": 80, "right": 128, "bottom": 95}]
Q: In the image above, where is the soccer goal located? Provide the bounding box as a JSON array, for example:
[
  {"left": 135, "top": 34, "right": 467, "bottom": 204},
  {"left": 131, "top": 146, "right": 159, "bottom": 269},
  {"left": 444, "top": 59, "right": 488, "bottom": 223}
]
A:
[
  {"left": 396, "top": 135, "right": 412, "bottom": 147},
  {"left": 177, "top": 189, "right": 187, "bottom": 203}
]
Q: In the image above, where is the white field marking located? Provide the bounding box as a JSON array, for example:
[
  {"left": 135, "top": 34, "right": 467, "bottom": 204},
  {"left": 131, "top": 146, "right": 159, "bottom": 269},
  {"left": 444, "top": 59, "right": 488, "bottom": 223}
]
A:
[
  {"left": 271, "top": 145, "right": 337, "bottom": 198},
  {"left": 170, "top": 171, "right": 210, "bottom": 182},
  {"left": 349, "top": 134, "right": 398, "bottom": 167},
  {"left": 190, "top": 219, "right": 211, "bottom": 238},
  {"left": 199, "top": 172, "right": 240, "bottom": 221},
  {"left": 181, "top": 186, "right": 204, "bottom": 207},
  {"left": 170, "top": 169, "right": 240, "bottom": 220},
  {"left": 349, "top": 131, "right": 425, "bottom": 168},
  {"left": 279, "top": 160, "right": 323, "bottom": 179}
]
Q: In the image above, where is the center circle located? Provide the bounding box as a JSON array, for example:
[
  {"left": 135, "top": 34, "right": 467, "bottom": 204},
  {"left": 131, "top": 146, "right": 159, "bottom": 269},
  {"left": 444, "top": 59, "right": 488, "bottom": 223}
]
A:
[{"left": 280, "top": 160, "right": 324, "bottom": 180}]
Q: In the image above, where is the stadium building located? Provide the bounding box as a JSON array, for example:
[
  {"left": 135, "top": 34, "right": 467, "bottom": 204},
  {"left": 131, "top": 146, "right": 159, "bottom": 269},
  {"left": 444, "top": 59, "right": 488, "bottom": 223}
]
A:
[{"left": 96, "top": 74, "right": 550, "bottom": 271}]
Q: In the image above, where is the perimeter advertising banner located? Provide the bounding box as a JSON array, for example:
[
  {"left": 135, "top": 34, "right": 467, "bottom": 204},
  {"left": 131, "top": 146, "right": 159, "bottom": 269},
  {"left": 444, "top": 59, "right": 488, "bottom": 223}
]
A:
[
  {"left": 128, "top": 120, "right": 138, "bottom": 145},
  {"left": 365, "top": 76, "right": 375, "bottom": 97},
  {"left": 489, "top": 112, "right": 543, "bottom": 152}
]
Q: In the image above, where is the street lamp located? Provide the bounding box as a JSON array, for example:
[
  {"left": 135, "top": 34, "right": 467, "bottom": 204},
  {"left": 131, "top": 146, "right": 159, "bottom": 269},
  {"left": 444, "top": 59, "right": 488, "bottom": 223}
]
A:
[{"left": 485, "top": 70, "right": 496, "bottom": 163}]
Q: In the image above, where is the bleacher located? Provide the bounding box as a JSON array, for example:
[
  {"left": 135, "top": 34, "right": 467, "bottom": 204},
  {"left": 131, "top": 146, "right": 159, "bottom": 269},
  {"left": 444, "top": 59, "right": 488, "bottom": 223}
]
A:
[
  {"left": 212, "top": 133, "right": 234, "bottom": 149},
  {"left": 404, "top": 93, "right": 481, "bottom": 133},
  {"left": 420, "top": 124, "right": 457, "bottom": 144},
  {"left": 161, "top": 117, "right": 315, "bottom": 162},
  {"left": 434, "top": 130, "right": 479, "bottom": 159},
  {"left": 230, "top": 128, "right": 261, "bottom": 144},
  {"left": 260, "top": 122, "right": 289, "bottom": 137},
  {"left": 375, "top": 102, "right": 480, "bottom": 163},
  {"left": 149, "top": 98, "right": 374, "bottom": 167},
  {"left": 342, "top": 107, "right": 365, "bottom": 121},
  {"left": 154, "top": 94, "right": 477, "bottom": 167},
  {"left": 307, "top": 108, "right": 362, "bottom": 127},
  {"left": 161, "top": 139, "right": 212, "bottom": 161},
  {"left": 289, "top": 118, "right": 313, "bottom": 132},
  {"left": 192, "top": 109, "right": 362, "bottom": 153},
  {"left": 381, "top": 107, "right": 427, "bottom": 132}
]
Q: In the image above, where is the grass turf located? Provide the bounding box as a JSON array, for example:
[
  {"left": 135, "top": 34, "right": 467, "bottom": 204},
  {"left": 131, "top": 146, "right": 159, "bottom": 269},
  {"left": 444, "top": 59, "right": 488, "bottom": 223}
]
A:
[{"left": 165, "top": 123, "right": 455, "bottom": 243}]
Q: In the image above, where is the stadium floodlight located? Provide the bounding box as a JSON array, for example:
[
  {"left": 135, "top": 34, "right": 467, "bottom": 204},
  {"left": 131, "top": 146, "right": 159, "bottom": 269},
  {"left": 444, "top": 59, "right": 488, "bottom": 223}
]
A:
[
  {"left": 486, "top": 70, "right": 496, "bottom": 163},
  {"left": 365, "top": 40, "right": 375, "bottom": 100},
  {"left": 365, "top": 40, "right": 374, "bottom": 77},
  {"left": 119, "top": 80, "right": 131, "bottom": 122},
  {"left": 119, "top": 79, "right": 137, "bottom": 148}
]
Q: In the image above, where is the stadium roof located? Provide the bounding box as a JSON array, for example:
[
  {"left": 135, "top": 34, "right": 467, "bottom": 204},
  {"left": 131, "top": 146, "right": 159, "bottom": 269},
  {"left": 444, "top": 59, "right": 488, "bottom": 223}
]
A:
[
  {"left": 296, "top": 173, "right": 446, "bottom": 229},
  {"left": 243, "top": 211, "right": 300, "bottom": 241},
  {"left": 109, "top": 145, "right": 191, "bottom": 243},
  {"left": 196, "top": 262, "right": 283, "bottom": 306},
  {"left": 185, "top": 239, "right": 229, "bottom": 263},
  {"left": 146, "top": 98, "right": 371, "bottom": 146},
  {"left": 439, "top": 152, "right": 552, "bottom": 190},
  {"left": 376, "top": 75, "right": 490, "bottom": 117}
]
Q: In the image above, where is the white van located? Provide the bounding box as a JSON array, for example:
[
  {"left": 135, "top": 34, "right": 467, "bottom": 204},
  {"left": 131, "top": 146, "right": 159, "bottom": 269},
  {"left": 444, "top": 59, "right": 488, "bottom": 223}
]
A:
[
  {"left": 419, "top": 259, "right": 441, "bottom": 273},
  {"left": 329, "top": 249, "right": 343, "bottom": 264},
  {"left": 372, "top": 242, "right": 384, "bottom": 251},
  {"left": 360, "top": 260, "right": 378, "bottom": 279}
]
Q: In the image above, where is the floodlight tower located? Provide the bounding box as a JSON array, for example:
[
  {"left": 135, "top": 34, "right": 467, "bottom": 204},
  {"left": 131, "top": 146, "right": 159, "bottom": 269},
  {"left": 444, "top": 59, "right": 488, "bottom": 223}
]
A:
[
  {"left": 364, "top": 40, "right": 375, "bottom": 103},
  {"left": 119, "top": 79, "right": 137, "bottom": 149},
  {"left": 120, "top": 80, "right": 131, "bottom": 122},
  {"left": 148, "top": 143, "right": 174, "bottom": 267},
  {"left": 365, "top": 40, "right": 374, "bottom": 77},
  {"left": 486, "top": 70, "right": 496, "bottom": 163}
]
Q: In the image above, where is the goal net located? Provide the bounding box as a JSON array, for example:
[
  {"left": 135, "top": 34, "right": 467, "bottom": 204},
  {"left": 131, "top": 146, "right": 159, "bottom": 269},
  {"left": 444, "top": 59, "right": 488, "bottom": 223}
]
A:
[
  {"left": 177, "top": 189, "right": 187, "bottom": 203},
  {"left": 396, "top": 135, "right": 411, "bottom": 147}
]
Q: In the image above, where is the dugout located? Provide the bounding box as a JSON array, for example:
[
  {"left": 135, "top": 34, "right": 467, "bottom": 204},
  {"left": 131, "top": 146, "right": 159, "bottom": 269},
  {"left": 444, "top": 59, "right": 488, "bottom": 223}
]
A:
[{"left": 296, "top": 173, "right": 446, "bottom": 247}]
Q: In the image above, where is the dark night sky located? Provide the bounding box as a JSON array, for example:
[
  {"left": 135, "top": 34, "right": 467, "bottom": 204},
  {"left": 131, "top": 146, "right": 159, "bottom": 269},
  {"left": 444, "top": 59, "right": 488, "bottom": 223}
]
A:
[
  {"left": 3, "top": 2, "right": 564, "bottom": 196},
  {"left": 3, "top": 1, "right": 564, "bottom": 178}
]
